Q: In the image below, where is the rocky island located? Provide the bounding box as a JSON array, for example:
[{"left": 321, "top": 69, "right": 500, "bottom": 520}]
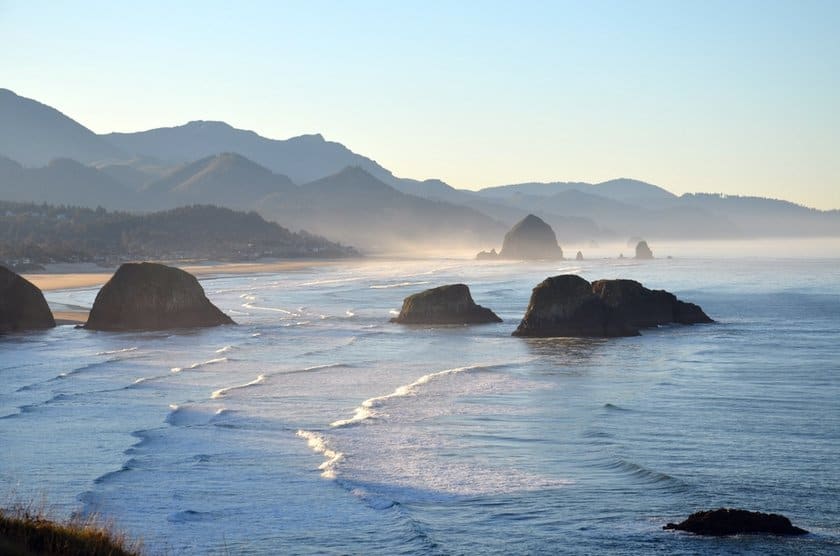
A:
[
  {"left": 664, "top": 508, "right": 808, "bottom": 536},
  {"left": 513, "top": 274, "right": 713, "bottom": 337},
  {"left": 0, "top": 265, "right": 55, "bottom": 333},
  {"left": 85, "top": 262, "right": 235, "bottom": 331},
  {"left": 391, "top": 284, "right": 502, "bottom": 325},
  {"left": 476, "top": 214, "right": 563, "bottom": 260}
]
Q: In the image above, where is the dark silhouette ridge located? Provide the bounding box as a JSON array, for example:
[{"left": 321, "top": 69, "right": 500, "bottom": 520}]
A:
[
  {"left": 664, "top": 508, "right": 808, "bottom": 536},
  {"left": 85, "top": 262, "right": 234, "bottom": 331},
  {"left": 0, "top": 265, "right": 55, "bottom": 333},
  {"left": 391, "top": 284, "right": 502, "bottom": 325}
]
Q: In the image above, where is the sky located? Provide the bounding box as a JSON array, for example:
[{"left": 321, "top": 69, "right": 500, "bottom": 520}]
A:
[{"left": 1, "top": 0, "right": 838, "bottom": 209}]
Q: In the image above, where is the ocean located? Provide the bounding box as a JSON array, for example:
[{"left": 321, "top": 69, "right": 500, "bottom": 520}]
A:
[{"left": 1, "top": 255, "right": 839, "bottom": 554}]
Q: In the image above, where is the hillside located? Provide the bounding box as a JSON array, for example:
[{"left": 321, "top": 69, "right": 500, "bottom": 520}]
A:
[
  {"left": 259, "top": 167, "right": 507, "bottom": 252},
  {"left": 0, "top": 202, "right": 357, "bottom": 269},
  {"left": 0, "top": 89, "right": 124, "bottom": 166},
  {"left": 103, "top": 121, "right": 397, "bottom": 185},
  {"left": 142, "top": 153, "right": 296, "bottom": 209}
]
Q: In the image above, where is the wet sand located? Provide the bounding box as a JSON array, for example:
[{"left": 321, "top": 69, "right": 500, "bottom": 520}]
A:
[{"left": 25, "top": 260, "right": 338, "bottom": 292}]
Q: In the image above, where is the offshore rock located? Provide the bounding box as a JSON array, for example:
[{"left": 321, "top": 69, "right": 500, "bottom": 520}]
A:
[
  {"left": 85, "top": 262, "right": 234, "bottom": 331},
  {"left": 0, "top": 265, "right": 55, "bottom": 333},
  {"left": 635, "top": 240, "right": 654, "bottom": 259},
  {"left": 512, "top": 275, "right": 638, "bottom": 337},
  {"left": 591, "top": 279, "right": 713, "bottom": 328},
  {"left": 391, "top": 284, "right": 501, "bottom": 325},
  {"left": 499, "top": 214, "right": 563, "bottom": 260},
  {"left": 664, "top": 508, "right": 808, "bottom": 536}
]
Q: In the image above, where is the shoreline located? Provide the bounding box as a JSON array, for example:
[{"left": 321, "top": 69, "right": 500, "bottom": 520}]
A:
[{"left": 24, "top": 259, "right": 344, "bottom": 293}]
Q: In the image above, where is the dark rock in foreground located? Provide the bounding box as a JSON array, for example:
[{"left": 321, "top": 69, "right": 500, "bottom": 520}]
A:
[
  {"left": 85, "top": 262, "right": 234, "bottom": 331},
  {"left": 391, "top": 284, "right": 501, "bottom": 325},
  {"left": 499, "top": 214, "right": 563, "bottom": 260},
  {"left": 635, "top": 240, "right": 653, "bottom": 259},
  {"left": 0, "top": 265, "right": 55, "bottom": 333},
  {"left": 664, "top": 508, "right": 808, "bottom": 536},
  {"left": 512, "top": 275, "right": 638, "bottom": 338},
  {"left": 592, "top": 279, "right": 713, "bottom": 328}
]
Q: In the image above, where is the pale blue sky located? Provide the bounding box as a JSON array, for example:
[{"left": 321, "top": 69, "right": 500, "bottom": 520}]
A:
[{"left": 2, "top": 1, "right": 838, "bottom": 208}]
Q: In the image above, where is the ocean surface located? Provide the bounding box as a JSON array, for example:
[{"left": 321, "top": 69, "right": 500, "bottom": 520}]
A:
[{"left": 1, "top": 256, "right": 839, "bottom": 555}]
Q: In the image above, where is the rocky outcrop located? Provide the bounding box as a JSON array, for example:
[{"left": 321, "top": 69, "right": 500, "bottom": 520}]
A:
[
  {"left": 575, "top": 251, "right": 583, "bottom": 261},
  {"left": 664, "top": 508, "right": 808, "bottom": 536},
  {"left": 512, "top": 275, "right": 638, "bottom": 337},
  {"left": 591, "top": 279, "right": 713, "bottom": 328},
  {"left": 635, "top": 240, "right": 653, "bottom": 259},
  {"left": 0, "top": 265, "right": 55, "bottom": 333},
  {"left": 499, "top": 214, "right": 563, "bottom": 260},
  {"left": 85, "top": 262, "right": 234, "bottom": 331},
  {"left": 391, "top": 284, "right": 501, "bottom": 325},
  {"left": 476, "top": 248, "right": 498, "bottom": 260}
]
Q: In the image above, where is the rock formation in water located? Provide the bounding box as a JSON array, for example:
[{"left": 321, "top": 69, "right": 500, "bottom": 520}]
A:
[
  {"left": 635, "top": 240, "right": 653, "bottom": 259},
  {"left": 499, "top": 214, "right": 563, "bottom": 260},
  {"left": 391, "top": 284, "right": 502, "bottom": 325},
  {"left": 476, "top": 248, "right": 498, "bottom": 260},
  {"left": 0, "top": 265, "right": 55, "bottom": 333},
  {"left": 575, "top": 251, "right": 584, "bottom": 261},
  {"left": 85, "top": 262, "right": 235, "bottom": 331},
  {"left": 591, "top": 279, "right": 713, "bottom": 328},
  {"left": 512, "top": 275, "right": 637, "bottom": 337},
  {"left": 664, "top": 508, "right": 808, "bottom": 536}
]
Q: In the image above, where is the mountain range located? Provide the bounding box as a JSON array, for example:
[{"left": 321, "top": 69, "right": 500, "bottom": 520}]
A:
[{"left": 1, "top": 87, "right": 837, "bottom": 251}]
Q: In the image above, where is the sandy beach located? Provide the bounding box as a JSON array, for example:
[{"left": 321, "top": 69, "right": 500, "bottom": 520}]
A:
[
  {"left": 25, "top": 259, "right": 343, "bottom": 326},
  {"left": 24, "top": 259, "right": 339, "bottom": 293}
]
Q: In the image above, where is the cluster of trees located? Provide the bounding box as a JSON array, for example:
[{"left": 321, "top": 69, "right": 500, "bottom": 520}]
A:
[{"left": 0, "top": 202, "right": 356, "bottom": 270}]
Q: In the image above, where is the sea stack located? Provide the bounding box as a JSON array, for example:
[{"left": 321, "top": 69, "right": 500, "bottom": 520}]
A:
[
  {"left": 85, "top": 262, "right": 235, "bottom": 331},
  {"left": 575, "top": 251, "right": 584, "bottom": 261},
  {"left": 391, "top": 284, "right": 502, "bottom": 325},
  {"left": 664, "top": 508, "right": 808, "bottom": 536},
  {"left": 591, "top": 279, "right": 713, "bottom": 327},
  {"left": 512, "top": 275, "right": 637, "bottom": 338},
  {"left": 499, "top": 214, "right": 563, "bottom": 260},
  {"left": 635, "top": 240, "right": 653, "bottom": 259},
  {"left": 0, "top": 265, "right": 56, "bottom": 333}
]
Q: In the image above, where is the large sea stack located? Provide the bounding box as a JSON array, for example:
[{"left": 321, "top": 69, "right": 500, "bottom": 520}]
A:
[
  {"left": 664, "top": 508, "right": 808, "bottom": 536},
  {"left": 591, "top": 279, "right": 713, "bottom": 327},
  {"left": 0, "top": 265, "right": 55, "bottom": 333},
  {"left": 85, "top": 262, "right": 234, "bottom": 331},
  {"left": 391, "top": 284, "right": 502, "bottom": 325},
  {"left": 499, "top": 214, "right": 563, "bottom": 260},
  {"left": 512, "top": 275, "right": 637, "bottom": 337},
  {"left": 635, "top": 240, "right": 653, "bottom": 259}
]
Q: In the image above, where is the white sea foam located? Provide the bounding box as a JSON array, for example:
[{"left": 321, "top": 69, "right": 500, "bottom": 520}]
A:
[
  {"left": 296, "top": 430, "right": 344, "bottom": 479},
  {"left": 299, "top": 277, "right": 361, "bottom": 287},
  {"left": 330, "top": 364, "right": 488, "bottom": 428},
  {"left": 242, "top": 303, "right": 296, "bottom": 314},
  {"left": 211, "top": 374, "right": 266, "bottom": 399},
  {"left": 215, "top": 345, "right": 233, "bottom": 354},
  {"left": 96, "top": 347, "right": 138, "bottom": 356},
  {"left": 345, "top": 310, "right": 356, "bottom": 317},
  {"left": 369, "top": 281, "right": 431, "bottom": 289},
  {"left": 170, "top": 357, "right": 228, "bottom": 373}
]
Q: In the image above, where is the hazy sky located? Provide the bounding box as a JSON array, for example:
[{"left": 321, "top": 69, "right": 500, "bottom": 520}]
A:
[{"left": 2, "top": 1, "right": 838, "bottom": 208}]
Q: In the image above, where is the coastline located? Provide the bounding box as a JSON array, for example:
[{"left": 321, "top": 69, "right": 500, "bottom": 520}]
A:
[
  {"left": 24, "top": 259, "right": 342, "bottom": 293},
  {"left": 26, "top": 259, "right": 346, "bottom": 326}
]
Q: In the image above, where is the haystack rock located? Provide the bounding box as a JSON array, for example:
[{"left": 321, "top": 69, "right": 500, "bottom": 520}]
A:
[
  {"left": 85, "top": 262, "right": 234, "bottom": 331},
  {"left": 391, "top": 284, "right": 502, "bottom": 325},
  {"left": 591, "top": 279, "right": 713, "bottom": 328},
  {"left": 664, "top": 508, "right": 808, "bottom": 536},
  {"left": 499, "top": 214, "right": 563, "bottom": 260},
  {"left": 635, "top": 240, "right": 653, "bottom": 259},
  {"left": 512, "top": 275, "right": 637, "bottom": 338},
  {"left": 0, "top": 265, "right": 55, "bottom": 333}
]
